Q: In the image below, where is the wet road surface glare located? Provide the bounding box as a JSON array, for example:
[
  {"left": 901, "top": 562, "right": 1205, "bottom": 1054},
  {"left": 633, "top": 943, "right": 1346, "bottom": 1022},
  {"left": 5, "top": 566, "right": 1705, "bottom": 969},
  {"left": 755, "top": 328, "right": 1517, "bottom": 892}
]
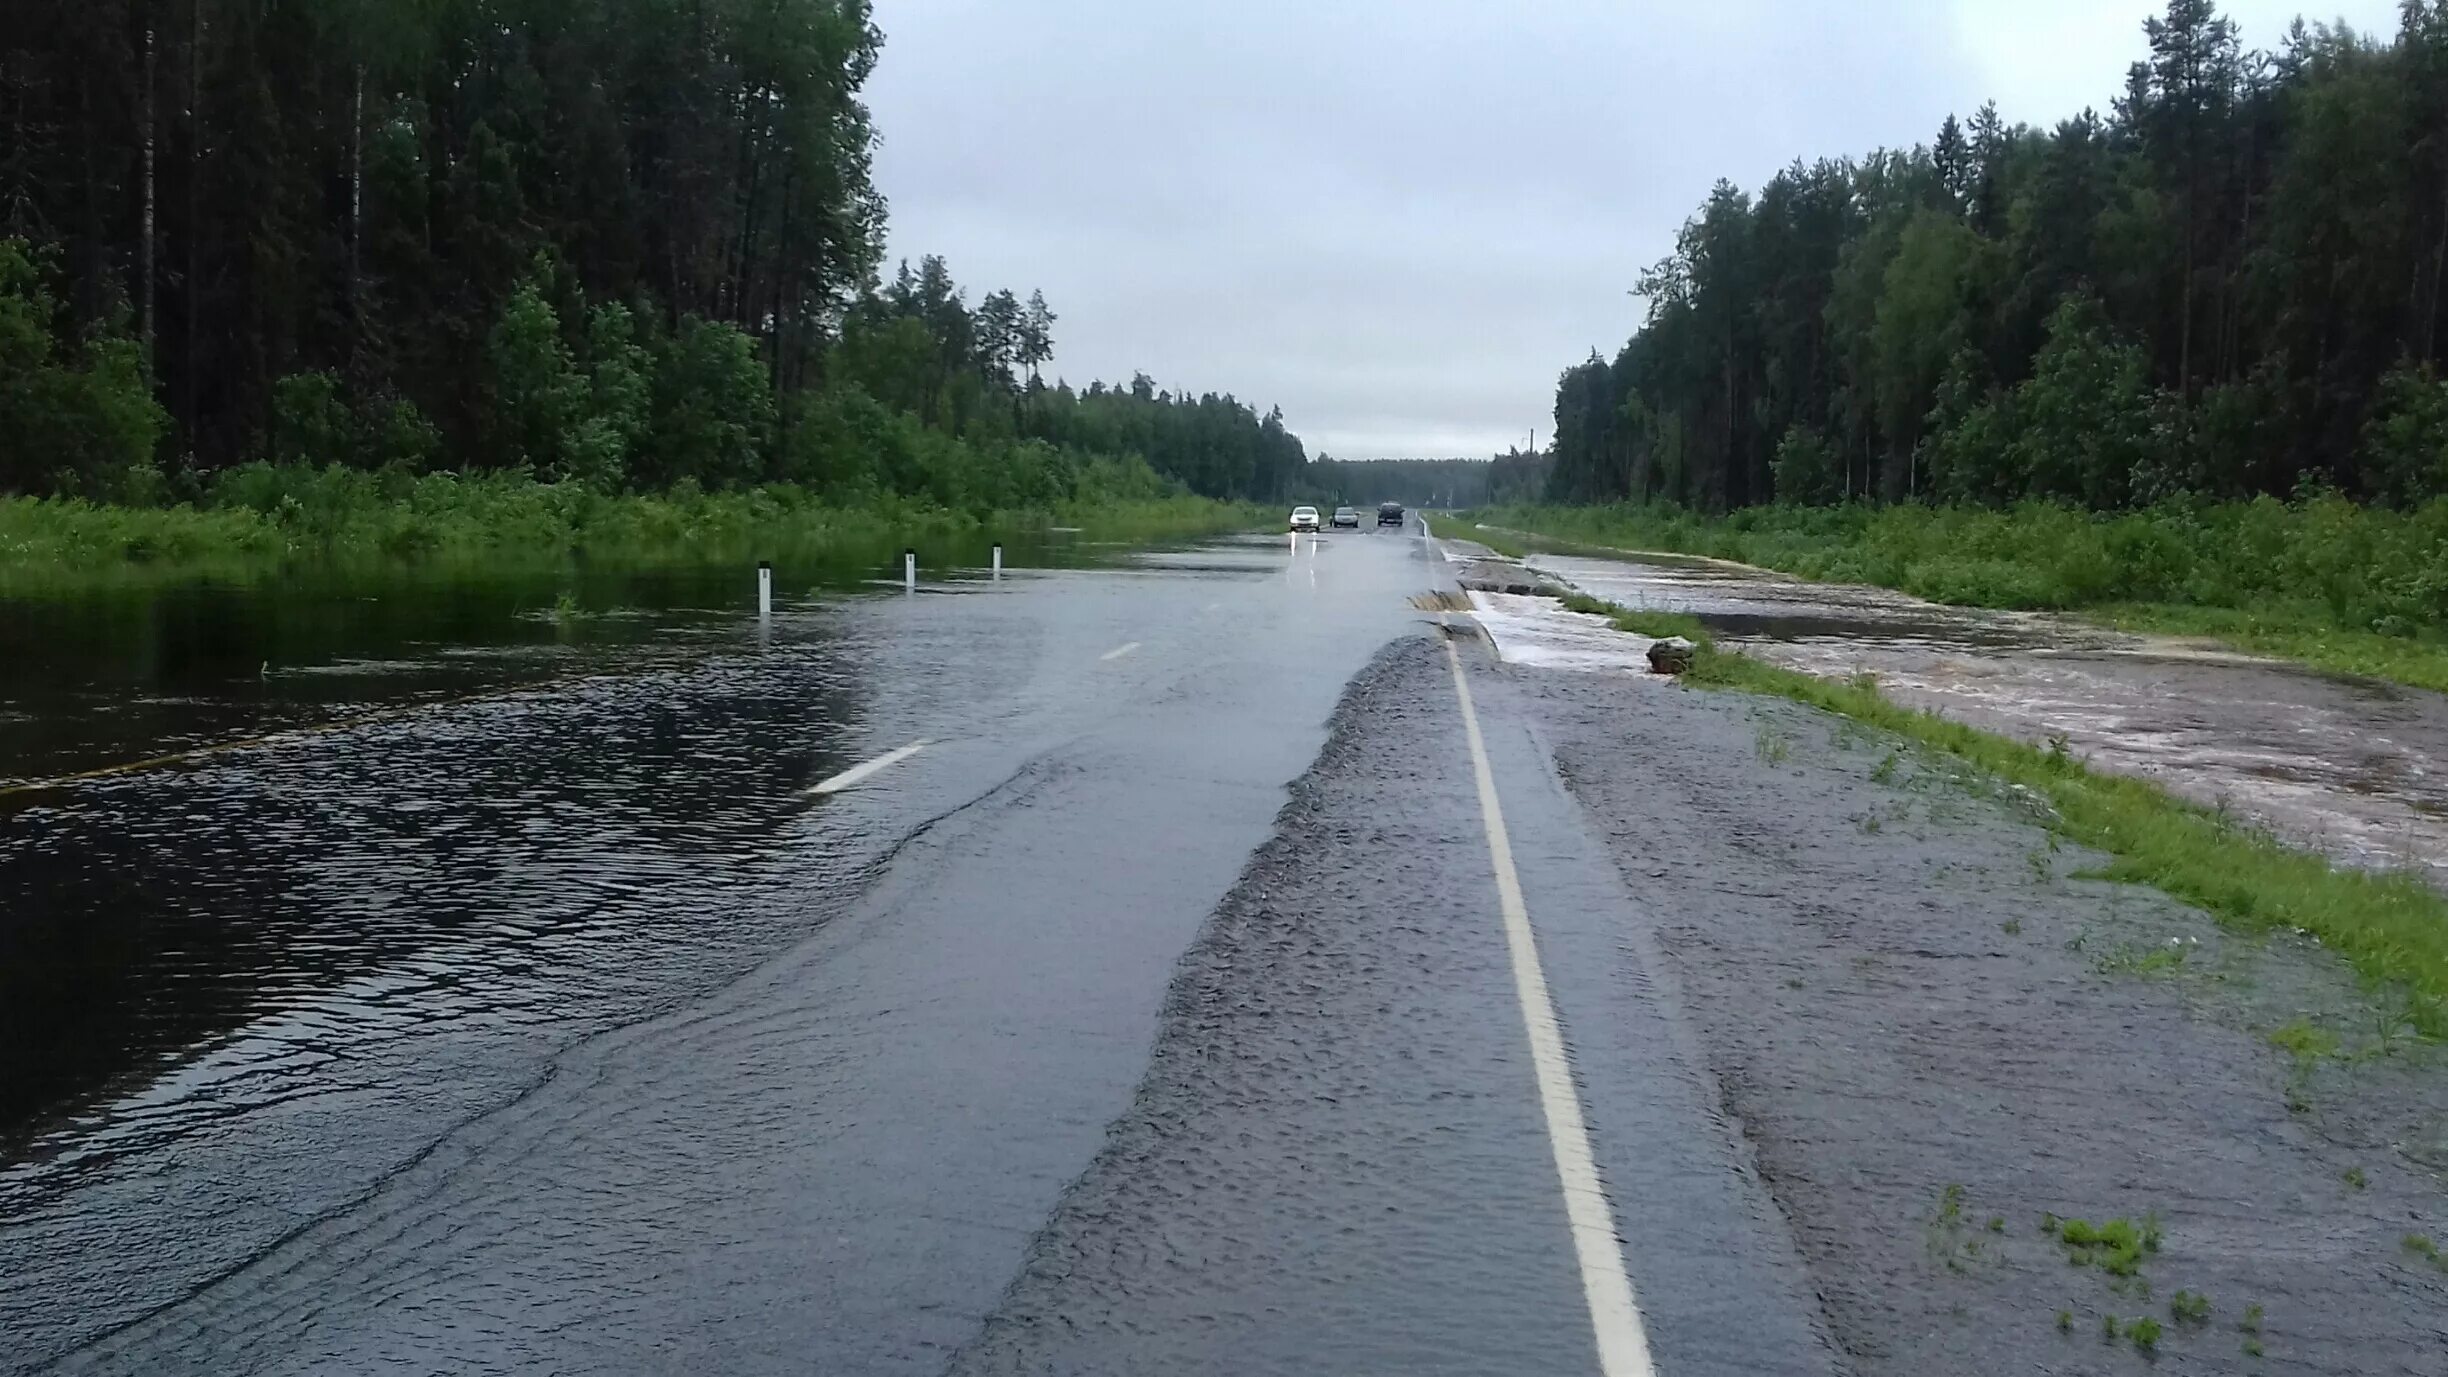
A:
[{"left": 9, "top": 525, "right": 1771, "bottom": 1375}]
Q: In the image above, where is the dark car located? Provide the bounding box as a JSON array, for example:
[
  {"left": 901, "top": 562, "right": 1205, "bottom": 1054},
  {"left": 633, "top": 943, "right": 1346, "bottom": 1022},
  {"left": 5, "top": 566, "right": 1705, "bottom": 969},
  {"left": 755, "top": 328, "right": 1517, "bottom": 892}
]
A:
[
  {"left": 1377, "top": 502, "right": 1405, "bottom": 527},
  {"left": 1330, "top": 506, "right": 1362, "bottom": 529}
]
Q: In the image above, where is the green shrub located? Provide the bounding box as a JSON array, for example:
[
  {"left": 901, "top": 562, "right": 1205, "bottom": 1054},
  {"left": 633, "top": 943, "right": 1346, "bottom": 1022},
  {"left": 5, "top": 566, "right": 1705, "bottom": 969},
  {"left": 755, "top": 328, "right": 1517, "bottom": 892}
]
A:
[
  {"left": 2362, "top": 363, "right": 2448, "bottom": 507},
  {"left": 0, "top": 239, "right": 171, "bottom": 499}
]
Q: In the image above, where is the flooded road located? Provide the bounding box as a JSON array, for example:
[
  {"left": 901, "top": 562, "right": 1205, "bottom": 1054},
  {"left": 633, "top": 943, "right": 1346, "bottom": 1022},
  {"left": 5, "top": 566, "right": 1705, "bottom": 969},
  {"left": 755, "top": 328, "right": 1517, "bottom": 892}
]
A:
[
  {"left": 0, "top": 528, "right": 1442, "bottom": 1373},
  {"left": 11, "top": 522, "right": 2441, "bottom": 1377},
  {"left": 1518, "top": 543, "right": 2448, "bottom": 883}
]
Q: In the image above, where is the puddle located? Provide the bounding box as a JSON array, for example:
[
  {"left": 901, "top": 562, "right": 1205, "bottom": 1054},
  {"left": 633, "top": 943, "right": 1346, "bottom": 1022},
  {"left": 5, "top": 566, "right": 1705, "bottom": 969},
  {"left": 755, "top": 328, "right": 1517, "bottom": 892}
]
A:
[{"left": 1487, "top": 543, "right": 2448, "bottom": 884}]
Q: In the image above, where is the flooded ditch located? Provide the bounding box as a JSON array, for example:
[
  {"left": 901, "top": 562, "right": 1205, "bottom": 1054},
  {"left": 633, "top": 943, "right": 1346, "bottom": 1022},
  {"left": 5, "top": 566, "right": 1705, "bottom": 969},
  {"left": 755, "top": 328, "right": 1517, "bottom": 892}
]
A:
[{"left": 1466, "top": 538, "right": 2448, "bottom": 886}]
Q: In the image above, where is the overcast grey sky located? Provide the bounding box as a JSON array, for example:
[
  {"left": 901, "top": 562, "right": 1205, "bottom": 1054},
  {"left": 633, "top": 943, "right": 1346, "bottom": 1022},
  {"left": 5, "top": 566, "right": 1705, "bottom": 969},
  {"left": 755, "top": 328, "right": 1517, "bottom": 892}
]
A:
[{"left": 866, "top": 1, "right": 2401, "bottom": 459}]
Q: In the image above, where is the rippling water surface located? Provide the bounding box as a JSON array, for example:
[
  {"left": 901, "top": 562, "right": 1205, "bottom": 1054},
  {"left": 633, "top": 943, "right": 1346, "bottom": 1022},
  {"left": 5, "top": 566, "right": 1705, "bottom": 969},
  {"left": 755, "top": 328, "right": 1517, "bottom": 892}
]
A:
[
  {"left": 0, "top": 535, "right": 1221, "bottom": 1367},
  {"left": 1526, "top": 547, "right": 2448, "bottom": 883}
]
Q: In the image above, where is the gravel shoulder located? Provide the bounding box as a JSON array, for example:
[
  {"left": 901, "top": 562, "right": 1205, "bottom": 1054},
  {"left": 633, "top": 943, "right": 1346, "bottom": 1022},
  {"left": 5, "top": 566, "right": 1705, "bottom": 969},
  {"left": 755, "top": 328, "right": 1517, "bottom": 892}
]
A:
[{"left": 1497, "top": 654, "right": 2448, "bottom": 1375}]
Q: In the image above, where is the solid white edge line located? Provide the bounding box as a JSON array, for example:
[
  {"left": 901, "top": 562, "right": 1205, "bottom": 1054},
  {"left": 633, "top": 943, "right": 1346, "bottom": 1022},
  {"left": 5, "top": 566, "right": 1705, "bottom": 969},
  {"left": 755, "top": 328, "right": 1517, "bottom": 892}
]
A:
[
  {"left": 806, "top": 739, "right": 931, "bottom": 796},
  {"left": 1099, "top": 641, "right": 1142, "bottom": 662},
  {"left": 1442, "top": 635, "right": 1657, "bottom": 1377}
]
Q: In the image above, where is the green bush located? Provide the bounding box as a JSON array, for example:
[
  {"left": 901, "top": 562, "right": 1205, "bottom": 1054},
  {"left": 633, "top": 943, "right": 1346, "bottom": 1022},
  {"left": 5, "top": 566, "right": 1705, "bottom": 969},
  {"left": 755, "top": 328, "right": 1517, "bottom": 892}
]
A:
[
  {"left": 1771, "top": 427, "right": 1843, "bottom": 506},
  {"left": 645, "top": 316, "right": 774, "bottom": 489},
  {"left": 2362, "top": 363, "right": 2448, "bottom": 508},
  {"left": 0, "top": 239, "right": 170, "bottom": 498}
]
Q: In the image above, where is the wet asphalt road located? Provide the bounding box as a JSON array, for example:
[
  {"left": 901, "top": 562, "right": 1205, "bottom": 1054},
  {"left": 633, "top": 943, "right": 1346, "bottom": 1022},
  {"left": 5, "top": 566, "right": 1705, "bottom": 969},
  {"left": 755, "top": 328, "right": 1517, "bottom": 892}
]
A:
[{"left": 6, "top": 523, "right": 1831, "bottom": 1375}]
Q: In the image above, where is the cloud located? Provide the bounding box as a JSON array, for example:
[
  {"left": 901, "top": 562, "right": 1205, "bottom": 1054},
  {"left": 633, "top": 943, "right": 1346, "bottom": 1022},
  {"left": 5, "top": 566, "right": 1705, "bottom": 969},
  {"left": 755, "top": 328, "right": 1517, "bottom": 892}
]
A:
[{"left": 867, "top": 0, "right": 2401, "bottom": 458}]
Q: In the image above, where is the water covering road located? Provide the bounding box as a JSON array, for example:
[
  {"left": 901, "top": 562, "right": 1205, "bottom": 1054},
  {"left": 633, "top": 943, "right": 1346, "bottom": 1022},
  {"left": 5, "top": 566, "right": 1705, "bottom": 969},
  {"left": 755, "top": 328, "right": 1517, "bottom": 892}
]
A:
[
  {"left": 1518, "top": 545, "right": 2448, "bottom": 885},
  {"left": 11, "top": 524, "right": 2442, "bottom": 1376},
  {"left": 7, "top": 525, "right": 1843, "bottom": 1375}
]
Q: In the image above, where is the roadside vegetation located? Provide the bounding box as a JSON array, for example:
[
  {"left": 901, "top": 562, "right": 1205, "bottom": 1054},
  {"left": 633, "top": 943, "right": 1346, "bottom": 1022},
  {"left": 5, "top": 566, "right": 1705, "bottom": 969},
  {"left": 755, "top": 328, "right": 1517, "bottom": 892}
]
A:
[
  {"left": 1515, "top": 3, "right": 2448, "bottom": 696},
  {"left": 1465, "top": 500, "right": 2448, "bottom": 693},
  {"left": 0, "top": 471, "right": 1255, "bottom": 594},
  {"left": 0, "top": 4, "right": 1294, "bottom": 594}
]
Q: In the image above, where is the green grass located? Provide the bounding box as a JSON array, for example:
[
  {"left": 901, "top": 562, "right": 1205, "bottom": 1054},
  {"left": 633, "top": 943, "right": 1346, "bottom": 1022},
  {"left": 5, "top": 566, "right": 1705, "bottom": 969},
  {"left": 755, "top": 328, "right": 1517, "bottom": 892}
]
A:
[
  {"left": 2407, "top": 1232, "right": 2446, "bottom": 1270},
  {"left": 1462, "top": 498, "right": 2448, "bottom": 695},
  {"left": 1554, "top": 604, "right": 2448, "bottom": 1036},
  {"left": 2268, "top": 1018, "right": 2344, "bottom": 1063},
  {"left": 0, "top": 467, "right": 1264, "bottom": 594},
  {"left": 2170, "top": 1289, "right": 2213, "bottom": 1324},
  {"left": 2060, "top": 1216, "right": 2161, "bottom": 1278},
  {"left": 2096, "top": 941, "right": 2191, "bottom": 977},
  {"left": 2095, "top": 602, "right": 2448, "bottom": 696},
  {"left": 1436, "top": 518, "right": 1529, "bottom": 558},
  {"left": 1552, "top": 589, "right": 1712, "bottom": 643}
]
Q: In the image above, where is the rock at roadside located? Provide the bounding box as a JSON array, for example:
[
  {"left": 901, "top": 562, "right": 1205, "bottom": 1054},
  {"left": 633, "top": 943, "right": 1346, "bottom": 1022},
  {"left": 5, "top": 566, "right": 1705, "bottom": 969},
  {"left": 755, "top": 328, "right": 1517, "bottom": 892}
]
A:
[{"left": 1647, "top": 637, "right": 1697, "bottom": 676}]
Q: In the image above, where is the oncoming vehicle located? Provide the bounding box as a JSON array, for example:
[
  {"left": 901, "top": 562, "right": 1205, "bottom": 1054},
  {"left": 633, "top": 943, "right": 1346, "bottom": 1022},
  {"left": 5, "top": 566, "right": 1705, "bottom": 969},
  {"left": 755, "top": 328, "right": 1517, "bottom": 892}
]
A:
[
  {"left": 1330, "top": 506, "right": 1362, "bottom": 529},
  {"left": 1289, "top": 506, "right": 1321, "bottom": 532},
  {"left": 1377, "top": 501, "right": 1405, "bottom": 527}
]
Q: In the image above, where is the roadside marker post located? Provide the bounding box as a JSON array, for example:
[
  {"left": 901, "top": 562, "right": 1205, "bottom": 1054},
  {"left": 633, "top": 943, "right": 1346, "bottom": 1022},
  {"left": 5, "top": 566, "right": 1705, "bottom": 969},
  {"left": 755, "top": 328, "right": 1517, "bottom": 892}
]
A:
[
  {"left": 904, "top": 549, "right": 917, "bottom": 595},
  {"left": 991, "top": 543, "right": 1003, "bottom": 581},
  {"left": 757, "top": 560, "right": 773, "bottom": 619}
]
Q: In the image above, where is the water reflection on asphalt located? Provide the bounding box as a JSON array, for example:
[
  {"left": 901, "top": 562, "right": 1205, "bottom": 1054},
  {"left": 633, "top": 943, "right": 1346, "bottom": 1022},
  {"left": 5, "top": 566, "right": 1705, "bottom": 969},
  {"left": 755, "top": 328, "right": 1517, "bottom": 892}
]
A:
[
  {"left": 0, "top": 534, "right": 1327, "bottom": 1369},
  {"left": 1529, "top": 549, "right": 2448, "bottom": 884}
]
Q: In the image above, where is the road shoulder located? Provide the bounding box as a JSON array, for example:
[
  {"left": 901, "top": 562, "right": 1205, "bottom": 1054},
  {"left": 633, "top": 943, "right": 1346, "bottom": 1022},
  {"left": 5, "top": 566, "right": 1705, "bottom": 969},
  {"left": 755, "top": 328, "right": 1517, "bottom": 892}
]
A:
[
  {"left": 950, "top": 636, "right": 1835, "bottom": 1376},
  {"left": 1497, "top": 657, "right": 2448, "bottom": 1376}
]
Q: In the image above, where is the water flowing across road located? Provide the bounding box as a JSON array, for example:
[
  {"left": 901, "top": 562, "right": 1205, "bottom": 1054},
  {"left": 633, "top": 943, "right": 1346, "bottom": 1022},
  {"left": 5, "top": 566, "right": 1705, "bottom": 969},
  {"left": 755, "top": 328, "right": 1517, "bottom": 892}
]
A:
[
  {"left": 0, "top": 530, "right": 1448, "bottom": 1373},
  {"left": 1516, "top": 544, "right": 2448, "bottom": 885}
]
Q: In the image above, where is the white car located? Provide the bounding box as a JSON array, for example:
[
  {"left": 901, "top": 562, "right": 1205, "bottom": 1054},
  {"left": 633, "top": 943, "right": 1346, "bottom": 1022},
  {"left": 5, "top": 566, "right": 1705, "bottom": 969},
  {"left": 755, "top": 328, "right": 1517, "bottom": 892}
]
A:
[{"left": 1289, "top": 506, "right": 1321, "bottom": 532}]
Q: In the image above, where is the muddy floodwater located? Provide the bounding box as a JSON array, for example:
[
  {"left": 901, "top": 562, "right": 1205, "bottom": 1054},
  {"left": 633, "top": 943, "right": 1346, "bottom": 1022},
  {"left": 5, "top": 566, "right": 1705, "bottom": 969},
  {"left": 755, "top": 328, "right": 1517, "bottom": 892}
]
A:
[{"left": 1519, "top": 545, "right": 2448, "bottom": 886}]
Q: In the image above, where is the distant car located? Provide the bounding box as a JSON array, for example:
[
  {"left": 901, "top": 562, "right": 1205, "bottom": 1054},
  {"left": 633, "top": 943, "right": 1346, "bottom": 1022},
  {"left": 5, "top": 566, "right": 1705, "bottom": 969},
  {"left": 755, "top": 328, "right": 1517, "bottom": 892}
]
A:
[
  {"left": 1289, "top": 506, "right": 1321, "bottom": 532},
  {"left": 1330, "top": 506, "right": 1361, "bottom": 529},
  {"left": 1377, "top": 502, "right": 1405, "bottom": 527}
]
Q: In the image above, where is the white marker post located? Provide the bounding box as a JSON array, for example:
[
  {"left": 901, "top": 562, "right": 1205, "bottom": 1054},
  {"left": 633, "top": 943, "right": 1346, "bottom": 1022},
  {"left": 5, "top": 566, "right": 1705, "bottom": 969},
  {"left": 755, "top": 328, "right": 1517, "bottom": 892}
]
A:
[
  {"left": 757, "top": 560, "right": 773, "bottom": 619},
  {"left": 904, "top": 549, "right": 917, "bottom": 595},
  {"left": 1289, "top": 530, "right": 1298, "bottom": 556},
  {"left": 991, "top": 543, "right": 1004, "bottom": 581}
]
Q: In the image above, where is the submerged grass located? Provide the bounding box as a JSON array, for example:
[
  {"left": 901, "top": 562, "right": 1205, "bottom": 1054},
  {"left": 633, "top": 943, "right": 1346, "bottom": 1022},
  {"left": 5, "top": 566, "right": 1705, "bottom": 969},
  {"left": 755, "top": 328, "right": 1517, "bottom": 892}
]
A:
[
  {"left": 1543, "top": 586, "right": 2448, "bottom": 1036},
  {"left": 0, "top": 467, "right": 1265, "bottom": 594},
  {"left": 1554, "top": 589, "right": 1712, "bottom": 642},
  {"left": 2092, "top": 601, "right": 2448, "bottom": 696},
  {"left": 1465, "top": 500, "right": 2448, "bottom": 695}
]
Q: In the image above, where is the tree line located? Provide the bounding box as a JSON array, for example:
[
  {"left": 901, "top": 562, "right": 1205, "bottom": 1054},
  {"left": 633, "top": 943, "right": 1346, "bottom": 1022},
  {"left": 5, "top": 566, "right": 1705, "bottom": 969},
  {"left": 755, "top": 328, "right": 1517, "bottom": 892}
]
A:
[
  {"left": 1548, "top": 0, "right": 2448, "bottom": 514},
  {"left": 1306, "top": 453, "right": 1550, "bottom": 508},
  {"left": 0, "top": 0, "right": 1310, "bottom": 509}
]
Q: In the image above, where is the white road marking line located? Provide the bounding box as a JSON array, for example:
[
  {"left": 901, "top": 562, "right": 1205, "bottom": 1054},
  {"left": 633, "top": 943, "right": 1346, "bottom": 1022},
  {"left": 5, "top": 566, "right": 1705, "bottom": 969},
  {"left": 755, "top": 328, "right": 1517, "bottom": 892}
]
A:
[
  {"left": 1442, "top": 635, "right": 1657, "bottom": 1377},
  {"left": 805, "top": 739, "right": 931, "bottom": 796},
  {"left": 1099, "top": 641, "right": 1141, "bottom": 662}
]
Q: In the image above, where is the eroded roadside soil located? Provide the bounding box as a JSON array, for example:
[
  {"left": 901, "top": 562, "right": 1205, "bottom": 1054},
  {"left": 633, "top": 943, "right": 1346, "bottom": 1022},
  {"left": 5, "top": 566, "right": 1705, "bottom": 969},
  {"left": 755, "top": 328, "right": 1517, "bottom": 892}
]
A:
[{"left": 1501, "top": 658, "right": 2448, "bottom": 1374}]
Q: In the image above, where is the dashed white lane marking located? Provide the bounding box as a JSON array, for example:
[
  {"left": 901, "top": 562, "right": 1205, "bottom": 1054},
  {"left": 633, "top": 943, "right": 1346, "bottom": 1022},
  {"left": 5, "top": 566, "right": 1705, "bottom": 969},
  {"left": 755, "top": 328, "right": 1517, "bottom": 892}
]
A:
[
  {"left": 1099, "top": 641, "right": 1142, "bottom": 662},
  {"left": 806, "top": 739, "right": 931, "bottom": 796},
  {"left": 1441, "top": 635, "right": 1657, "bottom": 1377}
]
